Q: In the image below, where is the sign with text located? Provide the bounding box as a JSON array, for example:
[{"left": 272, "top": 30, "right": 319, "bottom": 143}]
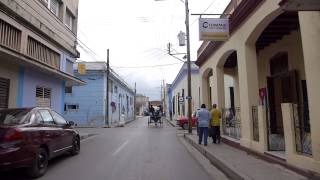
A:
[{"left": 199, "top": 18, "right": 229, "bottom": 41}]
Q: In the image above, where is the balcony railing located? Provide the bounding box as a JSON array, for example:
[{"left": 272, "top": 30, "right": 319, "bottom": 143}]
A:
[
  {"left": 292, "top": 104, "right": 312, "bottom": 155},
  {"left": 252, "top": 106, "right": 259, "bottom": 141},
  {"left": 27, "top": 36, "right": 60, "bottom": 69},
  {"left": 222, "top": 107, "right": 241, "bottom": 140},
  {"left": 0, "top": 19, "right": 21, "bottom": 52}
]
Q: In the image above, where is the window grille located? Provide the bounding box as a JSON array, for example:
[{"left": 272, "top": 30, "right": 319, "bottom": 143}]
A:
[
  {"left": 36, "top": 87, "right": 51, "bottom": 108},
  {"left": 27, "top": 37, "right": 60, "bottom": 69},
  {"left": 0, "top": 19, "right": 21, "bottom": 52},
  {"left": 0, "top": 77, "right": 10, "bottom": 109}
]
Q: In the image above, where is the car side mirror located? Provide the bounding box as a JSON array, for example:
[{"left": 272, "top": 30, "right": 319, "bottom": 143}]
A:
[{"left": 68, "top": 121, "right": 75, "bottom": 126}]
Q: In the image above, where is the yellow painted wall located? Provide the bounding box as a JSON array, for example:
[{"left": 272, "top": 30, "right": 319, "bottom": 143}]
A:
[{"left": 198, "top": 0, "right": 320, "bottom": 173}]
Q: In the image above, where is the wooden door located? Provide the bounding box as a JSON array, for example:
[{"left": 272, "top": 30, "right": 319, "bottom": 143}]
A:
[{"left": 267, "top": 70, "right": 299, "bottom": 134}]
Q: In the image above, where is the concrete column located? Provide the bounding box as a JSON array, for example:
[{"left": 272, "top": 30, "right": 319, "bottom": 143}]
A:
[
  {"left": 299, "top": 11, "right": 320, "bottom": 161},
  {"left": 281, "top": 103, "right": 296, "bottom": 159},
  {"left": 237, "top": 44, "right": 260, "bottom": 148},
  {"left": 201, "top": 75, "right": 209, "bottom": 107},
  {"left": 212, "top": 67, "right": 225, "bottom": 109},
  {"left": 258, "top": 105, "right": 268, "bottom": 151},
  {"left": 234, "top": 68, "right": 240, "bottom": 108}
]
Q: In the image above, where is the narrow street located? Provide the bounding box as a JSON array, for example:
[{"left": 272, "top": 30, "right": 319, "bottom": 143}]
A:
[{"left": 1, "top": 117, "right": 214, "bottom": 180}]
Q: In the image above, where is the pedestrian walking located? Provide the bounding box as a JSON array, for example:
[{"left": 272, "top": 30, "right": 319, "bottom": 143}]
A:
[
  {"left": 196, "top": 104, "right": 211, "bottom": 146},
  {"left": 149, "top": 105, "right": 155, "bottom": 116},
  {"left": 210, "top": 104, "right": 221, "bottom": 144}
]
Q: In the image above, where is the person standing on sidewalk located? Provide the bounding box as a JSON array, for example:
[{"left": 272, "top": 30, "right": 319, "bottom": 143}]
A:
[
  {"left": 196, "top": 104, "right": 211, "bottom": 146},
  {"left": 210, "top": 104, "right": 221, "bottom": 144}
]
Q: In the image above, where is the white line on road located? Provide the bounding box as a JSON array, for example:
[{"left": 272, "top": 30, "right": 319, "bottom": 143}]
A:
[
  {"left": 80, "top": 135, "right": 98, "bottom": 143},
  {"left": 112, "top": 140, "right": 129, "bottom": 156}
]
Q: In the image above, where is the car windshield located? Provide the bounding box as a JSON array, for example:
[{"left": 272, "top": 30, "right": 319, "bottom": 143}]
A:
[{"left": 0, "top": 109, "right": 31, "bottom": 125}]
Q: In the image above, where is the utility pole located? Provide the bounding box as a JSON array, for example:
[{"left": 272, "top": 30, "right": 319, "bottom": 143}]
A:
[
  {"left": 134, "top": 82, "right": 136, "bottom": 120},
  {"left": 163, "top": 79, "right": 166, "bottom": 116},
  {"left": 106, "top": 49, "right": 110, "bottom": 126},
  {"left": 185, "top": 0, "right": 192, "bottom": 134}
]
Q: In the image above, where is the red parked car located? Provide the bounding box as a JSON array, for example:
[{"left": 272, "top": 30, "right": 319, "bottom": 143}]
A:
[
  {"left": 0, "top": 107, "right": 80, "bottom": 178},
  {"left": 176, "top": 116, "right": 198, "bottom": 130}
]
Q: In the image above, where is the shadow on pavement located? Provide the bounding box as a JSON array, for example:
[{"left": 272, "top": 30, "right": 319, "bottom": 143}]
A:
[{"left": 0, "top": 153, "right": 74, "bottom": 180}]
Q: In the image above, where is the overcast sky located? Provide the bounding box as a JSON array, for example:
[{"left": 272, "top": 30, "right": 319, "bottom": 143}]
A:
[{"left": 77, "top": 0, "right": 230, "bottom": 100}]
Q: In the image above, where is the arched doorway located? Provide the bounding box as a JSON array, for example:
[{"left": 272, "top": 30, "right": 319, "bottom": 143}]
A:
[
  {"left": 201, "top": 68, "right": 213, "bottom": 108},
  {"left": 218, "top": 50, "right": 241, "bottom": 140},
  {"left": 253, "top": 12, "right": 311, "bottom": 154}
]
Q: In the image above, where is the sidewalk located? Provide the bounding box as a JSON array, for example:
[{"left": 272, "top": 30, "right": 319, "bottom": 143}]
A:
[
  {"left": 184, "top": 133, "right": 310, "bottom": 180},
  {"left": 165, "top": 117, "right": 176, "bottom": 127}
]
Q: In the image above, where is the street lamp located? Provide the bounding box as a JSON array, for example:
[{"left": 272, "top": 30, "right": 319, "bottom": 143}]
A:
[{"left": 155, "top": 0, "right": 192, "bottom": 134}]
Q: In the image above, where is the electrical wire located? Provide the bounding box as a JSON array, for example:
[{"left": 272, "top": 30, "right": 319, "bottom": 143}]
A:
[
  {"left": 111, "top": 62, "right": 183, "bottom": 69},
  {"left": 190, "top": 0, "right": 218, "bottom": 26}
]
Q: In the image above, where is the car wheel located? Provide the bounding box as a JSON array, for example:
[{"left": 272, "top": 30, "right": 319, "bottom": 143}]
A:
[
  {"left": 183, "top": 123, "right": 189, "bottom": 130},
  {"left": 70, "top": 136, "right": 80, "bottom": 155},
  {"left": 27, "top": 147, "right": 48, "bottom": 178}
]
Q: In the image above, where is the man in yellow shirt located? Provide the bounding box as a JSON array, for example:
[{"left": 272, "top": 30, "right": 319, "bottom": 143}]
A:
[{"left": 210, "top": 104, "right": 221, "bottom": 144}]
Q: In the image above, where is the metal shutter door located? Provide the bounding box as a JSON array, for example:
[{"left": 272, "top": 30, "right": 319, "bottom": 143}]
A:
[{"left": 0, "top": 77, "right": 10, "bottom": 109}]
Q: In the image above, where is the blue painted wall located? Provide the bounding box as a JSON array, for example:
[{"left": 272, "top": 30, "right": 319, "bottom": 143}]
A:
[
  {"left": 64, "top": 72, "right": 105, "bottom": 126},
  {"left": 108, "top": 78, "right": 135, "bottom": 124},
  {"left": 21, "top": 69, "right": 63, "bottom": 114},
  {"left": 168, "top": 87, "right": 172, "bottom": 113},
  {"left": 17, "top": 66, "right": 24, "bottom": 107},
  {"left": 63, "top": 70, "right": 135, "bottom": 126}
]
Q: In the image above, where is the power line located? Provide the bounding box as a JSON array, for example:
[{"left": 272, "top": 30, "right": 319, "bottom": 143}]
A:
[
  {"left": 190, "top": 0, "right": 218, "bottom": 26},
  {"left": 111, "top": 62, "right": 183, "bottom": 69}
]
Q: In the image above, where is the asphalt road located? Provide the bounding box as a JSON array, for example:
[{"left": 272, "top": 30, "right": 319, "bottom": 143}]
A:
[{"left": 1, "top": 117, "right": 213, "bottom": 180}]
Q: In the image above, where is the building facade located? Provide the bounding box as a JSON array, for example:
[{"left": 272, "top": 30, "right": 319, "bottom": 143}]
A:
[
  {"left": 64, "top": 62, "right": 135, "bottom": 126},
  {"left": 196, "top": 0, "right": 320, "bottom": 173},
  {"left": 0, "top": 0, "right": 84, "bottom": 113},
  {"left": 135, "top": 94, "right": 149, "bottom": 116},
  {"left": 170, "top": 62, "right": 201, "bottom": 120}
]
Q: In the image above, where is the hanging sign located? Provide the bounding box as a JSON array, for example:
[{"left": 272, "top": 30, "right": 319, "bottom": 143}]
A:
[{"left": 199, "top": 18, "right": 229, "bottom": 41}]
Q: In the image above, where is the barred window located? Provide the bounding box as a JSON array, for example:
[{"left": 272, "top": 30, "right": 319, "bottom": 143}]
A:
[
  {"left": 65, "top": 9, "right": 74, "bottom": 31},
  {"left": 36, "top": 87, "right": 51, "bottom": 108},
  {"left": 64, "top": 103, "right": 79, "bottom": 111},
  {"left": 0, "top": 77, "right": 10, "bottom": 109},
  {"left": 40, "top": 0, "right": 60, "bottom": 17},
  {"left": 65, "top": 86, "right": 72, "bottom": 94},
  {"left": 50, "top": 0, "right": 60, "bottom": 16}
]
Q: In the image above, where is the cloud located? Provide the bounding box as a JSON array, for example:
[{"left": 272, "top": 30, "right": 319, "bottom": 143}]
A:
[{"left": 77, "top": 0, "right": 230, "bottom": 100}]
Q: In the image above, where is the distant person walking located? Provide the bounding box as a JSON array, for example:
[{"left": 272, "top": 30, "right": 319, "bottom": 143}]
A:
[
  {"left": 210, "top": 104, "right": 221, "bottom": 144},
  {"left": 149, "top": 105, "right": 155, "bottom": 116},
  {"left": 196, "top": 104, "right": 211, "bottom": 146}
]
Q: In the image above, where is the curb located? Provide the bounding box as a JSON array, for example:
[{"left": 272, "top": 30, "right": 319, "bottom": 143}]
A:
[
  {"left": 184, "top": 134, "right": 244, "bottom": 180},
  {"left": 166, "top": 118, "right": 176, "bottom": 127},
  {"left": 80, "top": 133, "right": 96, "bottom": 140}
]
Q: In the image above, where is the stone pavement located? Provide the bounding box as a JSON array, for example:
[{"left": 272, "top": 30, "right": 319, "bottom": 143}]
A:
[{"left": 184, "top": 133, "right": 310, "bottom": 180}]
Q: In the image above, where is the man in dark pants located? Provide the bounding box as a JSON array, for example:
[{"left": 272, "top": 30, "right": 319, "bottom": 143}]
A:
[
  {"left": 210, "top": 104, "right": 221, "bottom": 144},
  {"left": 196, "top": 104, "right": 211, "bottom": 146}
]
